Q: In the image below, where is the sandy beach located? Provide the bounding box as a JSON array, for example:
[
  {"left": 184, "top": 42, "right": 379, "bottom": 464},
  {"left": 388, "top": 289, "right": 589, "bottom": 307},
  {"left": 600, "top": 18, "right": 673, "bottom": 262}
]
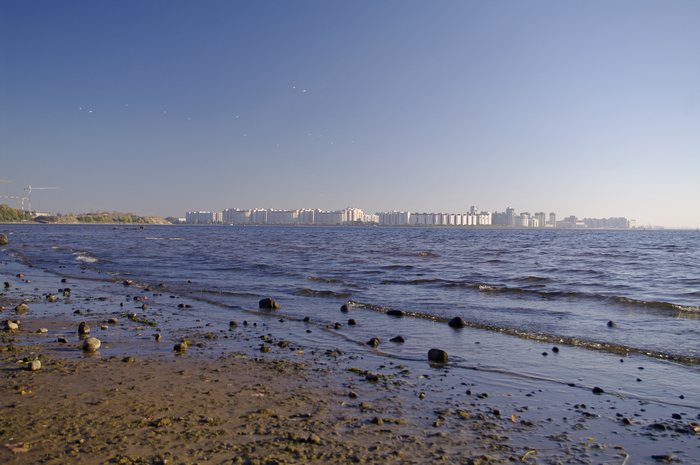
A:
[{"left": 2, "top": 255, "right": 699, "bottom": 464}]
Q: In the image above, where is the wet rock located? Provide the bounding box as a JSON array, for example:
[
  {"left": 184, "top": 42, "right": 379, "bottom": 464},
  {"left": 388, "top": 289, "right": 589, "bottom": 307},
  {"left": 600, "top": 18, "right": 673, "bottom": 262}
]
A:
[
  {"left": 542, "top": 352, "right": 548, "bottom": 356},
  {"left": 38, "top": 328, "right": 48, "bottom": 333},
  {"left": 174, "top": 342, "right": 188, "bottom": 352},
  {"left": 108, "top": 318, "right": 118, "bottom": 324},
  {"left": 348, "top": 319, "right": 357, "bottom": 325},
  {"left": 259, "top": 298, "right": 280, "bottom": 309},
  {"left": 3, "top": 282, "right": 10, "bottom": 288},
  {"left": 428, "top": 348, "right": 448, "bottom": 363},
  {"left": 82, "top": 337, "right": 101, "bottom": 352},
  {"left": 123, "top": 280, "right": 133, "bottom": 286},
  {"left": 5, "top": 321, "right": 19, "bottom": 330},
  {"left": 17, "top": 273, "right": 24, "bottom": 278},
  {"left": 188, "top": 279, "right": 194, "bottom": 283},
  {"left": 622, "top": 417, "right": 633, "bottom": 425},
  {"left": 15, "top": 303, "right": 29, "bottom": 314},
  {"left": 651, "top": 455, "right": 680, "bottom": 463},
  {"left": 307, "top": 433, "right": 322, "bottom": 445},
  {"left": 158, "top": 283, "right": 167, "bottom": 287},
  {"left": 365, "top": 373, "right": 379, "bottom": 381},
  {"left": 260, "top": 344, "right": 271, "bottom": 353},
  {"left": 367, "top": 337, "right": 380, "bottom": 347},
  {"left": 73, "top": 309, "right": 83, "bottom": 315},
  {"left": 448, "top": 317, "right": 467, "bottom": 328},
  {"left": 340, "top": 304, "right": 350, "bottom": 312},
  {"left": 390, "top": 336, "right": 405, "bottom": 343},
  {"left": 57, "top": 336, "right": 67, "bottom": 343},
  {"left": 334, "top": 323, "right": 342, "bottom": 329},
  {"left": 63, "top": 288, "right": 71, "bottom": 296},
  {"left": 0, "top": 234, "right": 8, "bottom": 245},
  {"left": 552, "top": 346, "right": 559, "bottom": 353},
  {"left": 303, "top": 317, "right": 311, "bottom": 322},
  {"left": 140, "top": 304, "right": 148, "bottom": 310},
  {"left": 419, "top": 393, "right": 426, "bottom": 400},
  {"left": 61, "top": 278, "right": 68, "bottom": 283},
  {"left": 101, "top": 325, "right": 109, "bottom": 330},
  {"left": 607, "top": 320, "right": 618, "bottom": 327},
  {"left": 371, "top": 417, "right": 383, "bottom": 425},
  {"left": 78, "top": 322, "right": 90, "bottom": 335},
  {"left": 154, "top": 333, "right": 161, "bottom": 341},
  {"left": 229, "top": 321, "right": 238, "bottom": 328},
  {"left": 671, "top": 413, "right": 682, "bottom": 420},
  {"left": 592, "top": 387, "right": 604, "bottom": 394},
  {"left": 348, "top": 391, "right": 358, "bottom": 399},
  {"left": 387, "top": 310, "right": 404, "bottom": 317},
  {"left": 28, "top": 360, "right": 41, "bottom": 371}
]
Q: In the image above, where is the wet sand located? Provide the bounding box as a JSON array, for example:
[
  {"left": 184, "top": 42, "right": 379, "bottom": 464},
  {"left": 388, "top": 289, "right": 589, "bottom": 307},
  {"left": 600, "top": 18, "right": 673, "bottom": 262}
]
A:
[{"left": 2, "top": 258, "right": 699, "bottom": 464}]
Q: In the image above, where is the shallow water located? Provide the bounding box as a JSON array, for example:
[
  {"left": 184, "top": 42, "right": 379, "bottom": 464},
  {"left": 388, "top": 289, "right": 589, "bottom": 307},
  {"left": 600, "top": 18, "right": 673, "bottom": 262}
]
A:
[{"left": 2, "top": 224, "right": 700, "bottom": 406}]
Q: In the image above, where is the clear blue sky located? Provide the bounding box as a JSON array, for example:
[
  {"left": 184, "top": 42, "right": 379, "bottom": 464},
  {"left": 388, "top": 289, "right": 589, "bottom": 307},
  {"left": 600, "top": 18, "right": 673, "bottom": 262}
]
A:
[{"left": 1, "top": 1, "right": 698, "bottom": 227}]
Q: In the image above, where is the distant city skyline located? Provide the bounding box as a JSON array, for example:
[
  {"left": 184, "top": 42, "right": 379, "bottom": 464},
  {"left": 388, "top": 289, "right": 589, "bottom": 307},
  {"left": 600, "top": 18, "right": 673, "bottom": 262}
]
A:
[
  {"left": 182, "top": 205, "right": 641, "bottom": 228},
  {"left": 1, "top": 2, "right": 698, "bottom": 228}
]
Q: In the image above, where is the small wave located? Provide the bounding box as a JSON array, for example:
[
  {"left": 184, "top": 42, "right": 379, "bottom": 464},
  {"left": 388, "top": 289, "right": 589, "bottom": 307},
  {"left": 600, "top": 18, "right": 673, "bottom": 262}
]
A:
[
  {"left": 73, "top": 252, "right": 98, "bottom": 263},
  {"left": 381, "top": 265, "right": 414, "bottom": 269},
  {"left": 418, "top": 252, "right": 439, "bottom": 258},
  {"left": 517, "top": 276, "right": 550, "bottom": 283},
  {"left": 615, "top": 297, "right": 700, "bottom": 313},
  {"left": 294, "top": 288, "right": 351, "bottom": 299},
  {"left": 307, "top": 276, "right": 338, "bottom": 283}
]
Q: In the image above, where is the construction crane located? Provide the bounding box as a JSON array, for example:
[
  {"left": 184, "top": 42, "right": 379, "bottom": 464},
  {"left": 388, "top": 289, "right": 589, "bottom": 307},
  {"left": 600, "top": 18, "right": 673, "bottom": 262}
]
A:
[
  {"left": 0, "top": 196, "right": 27, "bottom": 210},
  {"left": 24, "top": 185, "right": 59, "bottom": 213}
]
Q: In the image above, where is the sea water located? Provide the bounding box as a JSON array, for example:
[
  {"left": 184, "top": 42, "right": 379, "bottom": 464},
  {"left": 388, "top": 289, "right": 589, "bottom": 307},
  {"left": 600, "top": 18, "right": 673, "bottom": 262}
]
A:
[{"left": 3, "top": 224, "right": 700, "bottom": 408}]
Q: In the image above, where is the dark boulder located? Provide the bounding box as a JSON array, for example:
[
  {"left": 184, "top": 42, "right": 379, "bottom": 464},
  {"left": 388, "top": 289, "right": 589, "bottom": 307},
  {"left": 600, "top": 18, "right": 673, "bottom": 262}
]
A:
[
  {"left": 390, "top": 336, "right": 405, "bottom": 343},
  {"left": 229, "top": 321, "right": 238, "bottom": 328},
  {"left": 367, "top": 338, "right": 380, "bottom": 348},
  {"left": 607, "top": 320, "right": 618, "bottom": 327},
  {"left": 387, "top": 310, "right": 404, "bottom": 317},
  {"left": 0, "top": 234, "right": 8, "bottom": 246},
  {"left": 428, "top": 348, "right": 448, "bottom": 363},
  {"left": 448, "top": 317, "right": 467, "bottom": 328},
  {"left": 348, "top": 319, "right": 357, "bottom": 325},
  {"left": 259, "top": 298, "right": 281, "bottom": 309},
  {"left": 340, "top": 304, "right": 350, "bottom": 312},
  {"left": 78, "top": 322, "right": 90, "bottom": 335}
]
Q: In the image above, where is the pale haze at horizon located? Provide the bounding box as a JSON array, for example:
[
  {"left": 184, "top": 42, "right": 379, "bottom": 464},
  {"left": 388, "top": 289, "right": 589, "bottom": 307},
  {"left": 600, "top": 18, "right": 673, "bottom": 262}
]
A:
[{"left": 1, "top": 1, "right": 698, "bottom": 228}]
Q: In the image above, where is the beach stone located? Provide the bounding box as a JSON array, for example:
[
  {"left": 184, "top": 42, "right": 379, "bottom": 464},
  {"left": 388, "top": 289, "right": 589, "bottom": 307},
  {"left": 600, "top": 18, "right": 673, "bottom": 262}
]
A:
[
  {"left": 38, "top": 328, "right": 48, "bottom": 333},
  {"left": 334, "top": 322, "right": 342, "bottom": 329},
  {"left": 229, "top": 321, "right": 238, "bottom": 328},
  {"left": 63, "top": 288, "right": 71, "bottom": 296},
  {"left": 5, "top": 321, "right": 19, "bottom": 330},
  {"left": 28, "top": 360, "right": 41, "bottom": 371},
  {"left": 365, "top": 373, "right": 379, "bottom": 381},
  {"left": 307, "top": 433, "right": 322, "bottom": 445},
  {"left": 0, "top": 234, "right": 8, "bottom": 245},
  {"left": 15, "top": 303, "right": 29, "bottom": 314},
  {"left": 390, "top": 336, "right": 405, "bottom": 343},
  {"left": 428, "top": 348, "right": 449, "bottom": 363},
  {"left": 61, "top": 278, "right": 68, "bottom": 283},
  {"left": 303, "top": 317, "right": 311, "bottom": 322},
  {"left": 259, "top": 298, "right": 280, "bottom": 309},
  {"left": 622, "top": 417, "right": 633, "bottom": 425},
  {"left": 348, "top": 391, "right": 358, "bottom": 399},
  {"left": 552, "top": 346, "right": 559, "bottom": 353},
  {"left": 3, "top": 282, "right": 10, "bottom": 288},
  {"left": 78, "top": 322, "right": 90, "bottom": 335},
  {"left": 371, "top": 417, "right": 383, "bottom": 425},
  {"left": 348, "top": 319, "right": 357, "bottom": 325},
  {"left": 101, "top": 325, "right": 108, "bottom": 330},
  {"left": 108, "top": 318, "right": 118, "bottom": 324},
  {"left": 367, "top": 337, "right": 380, "bottom": 347},
  {"left": 141, "top": 304, "right": 148, "bottom": 310},
  {"left": 448, "top": 317, "right": 467, "bottom": 328},
  {"left": 73, "top": 309, "right": 83, "bottom": 315},
  {"left": 155, "top": 333, "right": 161, "bottom": 341},
  {"left": 82, "top": 337, "right": 101, "bottom": 352},
  {"left": 122, "top": 356, "right": 134, "bottom": 363},
  {"left": 387, "top": 310, "right": 404, "bottom": 317},
  {"left": 174, "top": 342, "right": 188, "bottom": 352},
  {"left": 592, "top": 386, "right": 605, "bottom": 394},
  {"left": 340, "top": 304, "right": 350, "bottom": 312},
  {"left": 57, "top": 336, "right": 67, "bottom": 343},
  {"left": 607, "top": 320, "right": 618, "bottom": 327}
]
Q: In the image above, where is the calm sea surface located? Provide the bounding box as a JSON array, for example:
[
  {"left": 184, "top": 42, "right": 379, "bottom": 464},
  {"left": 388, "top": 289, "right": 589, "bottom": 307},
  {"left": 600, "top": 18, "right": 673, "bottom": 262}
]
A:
[{"left": 5, "top": 224, "right": 699, "bottom": 364}]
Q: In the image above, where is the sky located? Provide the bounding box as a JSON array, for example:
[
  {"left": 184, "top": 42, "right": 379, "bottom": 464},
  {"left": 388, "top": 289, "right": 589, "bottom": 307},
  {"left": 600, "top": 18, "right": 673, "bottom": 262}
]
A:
[{"left": 1, "top": 1, "right": 699, "bottom": 228}]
